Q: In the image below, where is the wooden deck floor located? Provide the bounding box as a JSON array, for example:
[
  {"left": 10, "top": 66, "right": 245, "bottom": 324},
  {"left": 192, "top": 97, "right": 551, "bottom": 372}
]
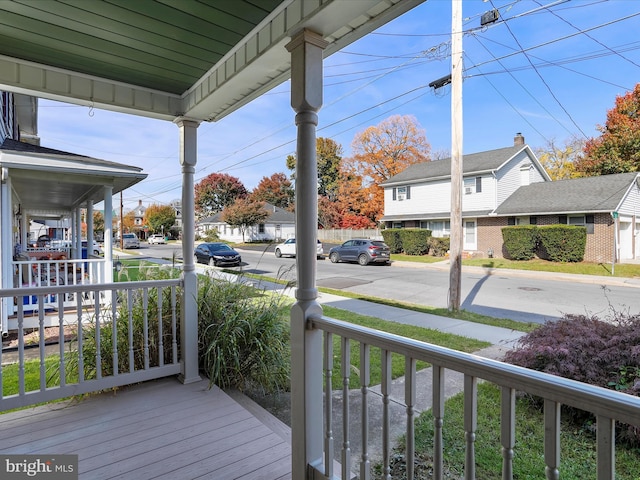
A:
[{"left": 0, "top": 377, "right": 292, "bottom": 479}]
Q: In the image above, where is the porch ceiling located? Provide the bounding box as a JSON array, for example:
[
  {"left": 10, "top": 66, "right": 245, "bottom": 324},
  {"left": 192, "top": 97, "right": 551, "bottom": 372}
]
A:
[{"left": 0, "top": 0, "right": 424, "bottom": 122}]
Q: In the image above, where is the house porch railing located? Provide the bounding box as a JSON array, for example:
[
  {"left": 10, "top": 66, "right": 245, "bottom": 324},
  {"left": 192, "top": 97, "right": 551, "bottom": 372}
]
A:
[
  {"left": 10, "top": 258, "right": 107, "bottom": 328},
  {"left": 308, "top": 314, "right": 640, "bottom": 480},
  {"left": 0, "top": 279, "right": 182, "bottom": 412}
]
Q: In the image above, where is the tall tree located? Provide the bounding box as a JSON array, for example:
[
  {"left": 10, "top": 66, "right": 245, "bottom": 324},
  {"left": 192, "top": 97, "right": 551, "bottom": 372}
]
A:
[
  {"left": 122, "top": 210, "right": 136, "bottom": 233},
  {"left": 221, "top": 199, "right": 269, "bottom": 243},
  {"left": 250, "top": 173, "right": 294, "bottom": 209},
  {"left": 195, "top": 173, "right": 247, "bottom": 218},
  {"left": 535, "top": 136, "right": 585, "bottom": 180},
  {"left": 340, "top": 114, "right": 430, "bottom": 221},
  {"left": 318, "top": 196, "right": 342, "bottom": 229},
  {"left": 144, "top": 204, "right": 176, "bottom": 235},
  {"left": 576, "top": 83, "right": 640, "bottom": 176},
  {"left": 286, "top": 137, "right": 343, "bottom": 200}
]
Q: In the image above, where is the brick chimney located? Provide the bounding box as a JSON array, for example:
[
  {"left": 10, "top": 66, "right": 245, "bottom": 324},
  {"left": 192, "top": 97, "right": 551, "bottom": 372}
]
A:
[{"left": 514, "top": 132, "right": 525, "bottom": 146}]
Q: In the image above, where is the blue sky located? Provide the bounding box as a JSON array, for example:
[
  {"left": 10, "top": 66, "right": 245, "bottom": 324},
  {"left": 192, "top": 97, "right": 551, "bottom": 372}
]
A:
[{"left": 36, "top": 0, "right": 640, "bottom": 212}]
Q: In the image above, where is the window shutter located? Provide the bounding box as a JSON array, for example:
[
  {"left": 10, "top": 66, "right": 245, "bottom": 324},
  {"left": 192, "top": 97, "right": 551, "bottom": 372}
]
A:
[
  {"left": 558, "top": 215, "right": 567, "bottom": 224},
  {"left": 508, "top": 217, "right": 516, "bottom": 226},
  {"left": 476, "top": 177, "right": 482, "bottom": 193},
  {"left": 392, "top": 187, "right": 397, "bottom": 201},
  {"left": 586, "top": 214, "right": 594, "bottom": 224},
  {"left": 530, "top": 216, "right": 537, "bottom": 225},
  {"left": 406, "top": 186, "right": 411, "bottom": 199}
]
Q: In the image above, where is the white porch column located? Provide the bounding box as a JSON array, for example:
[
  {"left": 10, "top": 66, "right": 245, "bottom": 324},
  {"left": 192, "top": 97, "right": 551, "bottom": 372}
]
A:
[
  {"left": 0, "top": 169, "right": 12, "bottom": 333},
  {"left": 20, "top": 213, "right": 27, "bottom": 251},
  {"left": 74, "top": 206, "right": 82, "bottom": 259},
  {"left": 103, "top": 187, "right": 113, "bottom": 283},
  {"left": 286, "top": 29, "right": 328, "bottom": 479},
  {"left": 174, "top": 117, "right": 201, "bottom": 384},
  {"left": 86, "top": 201, "right": 94, "bottom": 255}
]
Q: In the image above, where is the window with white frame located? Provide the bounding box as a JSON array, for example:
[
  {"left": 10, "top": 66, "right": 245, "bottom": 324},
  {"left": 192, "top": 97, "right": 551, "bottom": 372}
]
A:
[
  {"left": 392, "top": 185, "right": 411, "bottom": 201},
  {"left": 463, "top": 177, "right": 482, "bottom": 194},
  {"left": 420, "top": 220, "right": 450, "bottom": 237}
]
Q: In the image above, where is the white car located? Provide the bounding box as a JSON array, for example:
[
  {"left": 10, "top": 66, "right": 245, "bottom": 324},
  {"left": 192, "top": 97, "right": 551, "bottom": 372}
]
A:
[
  {"left": 148, "top": 234, "right": 166, "bottom": 245},
  {"left": 274, "top": 238, "right": 323, "bottom": 259}
]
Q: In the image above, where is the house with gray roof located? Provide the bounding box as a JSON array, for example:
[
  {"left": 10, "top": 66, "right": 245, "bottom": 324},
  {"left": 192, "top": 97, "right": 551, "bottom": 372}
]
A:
[
  {"left": 197, "top": 202, "right": 295, "bottom": 243},
  {"left": 380, "top": 134, "right": 640, "bottom": 263}
]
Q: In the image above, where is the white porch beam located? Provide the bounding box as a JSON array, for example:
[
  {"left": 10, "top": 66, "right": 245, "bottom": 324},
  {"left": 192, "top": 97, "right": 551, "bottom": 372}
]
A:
[
  {"left": 175, "top": 117, "right": 201, "bottom": 385},
  {"left": 87, "top": 201, "right": 94, "bottom": 255},
  {"left": 286, "top": 29, "right": 328, "bottom": 480},
  {"left": 74, "top": 207, "right": 82, "bottom": 260},
  {"left": 0, "top": 169, "right": 12, "bottom": 333}
]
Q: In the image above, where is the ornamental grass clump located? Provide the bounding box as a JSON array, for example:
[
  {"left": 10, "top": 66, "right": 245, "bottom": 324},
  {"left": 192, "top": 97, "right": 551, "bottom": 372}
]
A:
[
  {"left": 197, "top": 273, "right": 290, "bottom": 394},
  {"left": 504, "top": 310, "right": 640, "bottom": 446}
]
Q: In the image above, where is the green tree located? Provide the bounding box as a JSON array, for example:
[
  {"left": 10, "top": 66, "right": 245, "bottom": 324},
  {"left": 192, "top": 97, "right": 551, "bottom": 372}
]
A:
[
  {"left": 144, "top": 204, "right": 176, "bottom": 235},
  {"left": 535, "top": 136, "right": 585, "bottom": 180},
  {"left": 250, "top": 173, "right": 294, "bottom": 209},
  {"left": 195, "top": 173, "right": 247, "bottom": 218},
  {"left": 287, "top": 137, "right": 343, "bottom": 200},
  {"left": 92, "top": 210, "right": 105, "bottom": 238},
  {"left": 221, "top": 199, "right": 269, "bottom": 242},
  {"left": 576, "top": 83, "right": 640, "bottom": 176}
]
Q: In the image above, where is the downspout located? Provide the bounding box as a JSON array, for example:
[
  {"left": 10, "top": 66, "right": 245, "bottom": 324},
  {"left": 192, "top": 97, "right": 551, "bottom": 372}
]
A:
[{"left": 611, "top": 211, "right": 618, "bottom": 275}]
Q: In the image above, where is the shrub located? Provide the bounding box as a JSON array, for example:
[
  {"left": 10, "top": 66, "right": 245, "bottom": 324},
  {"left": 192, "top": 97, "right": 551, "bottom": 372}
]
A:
[
  {"left": 381, "top": 229, "right": 403, "bottom": 254},
  {"left": 501, "top": 226, "right": 537, "bottom": 260},
  {"left": 537, "top": 225, "right": 586, "bottom": 262},
  {"left": 428, "top": 236, "right": 450, "bottom": 257},
  {"left": 504, "top": 311, "right": 640, "bottom": 446},
  {"left": 197, "top": 273, "right": 290, "bottom": 393},
  {"left": 399, "top": 229, "right": 431, "bottom": 255}
]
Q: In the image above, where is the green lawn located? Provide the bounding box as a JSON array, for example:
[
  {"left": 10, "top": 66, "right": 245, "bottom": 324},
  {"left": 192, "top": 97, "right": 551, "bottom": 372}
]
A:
[
  {"left": 385, "top": 382, "right": 640, "bottom": 480},
  {"left": 462, "top": 257, "right": 640, "bottom": 278}
]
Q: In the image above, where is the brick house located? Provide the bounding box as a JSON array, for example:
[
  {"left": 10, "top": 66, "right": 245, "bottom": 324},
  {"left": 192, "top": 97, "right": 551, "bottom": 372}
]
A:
[{"left": 380, "top": 134, "right": 640, "bottom": 263}]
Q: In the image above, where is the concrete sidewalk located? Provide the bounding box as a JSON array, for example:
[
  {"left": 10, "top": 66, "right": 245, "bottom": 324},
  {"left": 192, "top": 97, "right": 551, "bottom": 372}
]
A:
[{"left": 308, "top": 290, "right": 525, "bottom": 470}]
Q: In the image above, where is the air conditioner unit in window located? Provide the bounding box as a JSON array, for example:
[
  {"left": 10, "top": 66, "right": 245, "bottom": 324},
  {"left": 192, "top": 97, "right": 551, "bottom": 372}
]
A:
[{"left": 465, "top": 187, "right": 473, "bottom": 194}]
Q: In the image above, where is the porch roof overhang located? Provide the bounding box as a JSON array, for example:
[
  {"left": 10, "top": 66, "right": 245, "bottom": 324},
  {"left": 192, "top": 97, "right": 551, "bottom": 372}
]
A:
[
  {"left": 0, "top": 0, "right": 424, "bottom": 123},
  {"left": 1, "top": 138, "right": 146, "bottom": 217}
]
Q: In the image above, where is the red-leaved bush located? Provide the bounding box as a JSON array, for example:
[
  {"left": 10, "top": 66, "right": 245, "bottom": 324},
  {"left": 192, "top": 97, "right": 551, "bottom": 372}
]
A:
[{"left": 504, "top": 312, "right": 640, "bottom": 445}]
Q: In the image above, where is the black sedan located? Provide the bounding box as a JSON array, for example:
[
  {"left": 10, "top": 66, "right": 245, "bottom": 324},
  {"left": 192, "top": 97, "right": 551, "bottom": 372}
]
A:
[{"left": 194, "top": 243, "right": 242, "bottom": 267}]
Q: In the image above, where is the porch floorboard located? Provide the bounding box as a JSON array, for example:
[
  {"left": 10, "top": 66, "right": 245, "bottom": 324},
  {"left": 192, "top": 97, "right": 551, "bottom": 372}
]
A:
[{"left": 0, "top": 377, "right": 291, "bottom": 480}]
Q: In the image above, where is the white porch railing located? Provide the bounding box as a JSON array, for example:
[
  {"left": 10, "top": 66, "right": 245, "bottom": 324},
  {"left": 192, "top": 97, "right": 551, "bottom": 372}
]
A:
[
  {"left": 0, "top": 279, "right": 182, "bottom": 412},
  {"left": 310, "top": 314, "right": 640, "bottom": 480},
  {"left": 11, "top": 258, "right": 106, "bottom": 326}
]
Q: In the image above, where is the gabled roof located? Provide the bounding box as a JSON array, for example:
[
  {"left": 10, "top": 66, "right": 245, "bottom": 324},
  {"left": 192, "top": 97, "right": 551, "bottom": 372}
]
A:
[
  {"left": 494, "top": 172, "right": 639, "bottom": 216},
  {"left": 202, "top": 203, "right": 295, "bottom": 225},
  {"left": 380, "top": 145, "right": 542, "bottom": 186}
]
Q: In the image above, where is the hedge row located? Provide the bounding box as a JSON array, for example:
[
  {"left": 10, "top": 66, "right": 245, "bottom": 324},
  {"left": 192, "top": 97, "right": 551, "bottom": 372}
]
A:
[
  {"left": 381, "top": 229, "right": 449, "bottom": 257},
  {"left": 502, "top": 225, "right": 586, "bottom": 262}
]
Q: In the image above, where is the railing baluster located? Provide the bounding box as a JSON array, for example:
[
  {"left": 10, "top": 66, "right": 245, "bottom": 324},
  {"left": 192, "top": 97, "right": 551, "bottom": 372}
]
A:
[
  {"left": 111, "top": 289, "right": 119, "bottom": 375},
  {"left": 157, "top": 286, "right": 164, "bottom": 366},
  {"left": 171, "top": 286, "right": 178, "bottom": 365},
  {"left": 94, "top": 288, "right": 102, "bottom": 380},
  {"left": 433, "top": 365, "right": 445, "bottom": 479},
  {"left": 544, "top": 399, "right": 560, "bottom": 479},
  {"left": 323, "top": 331, "right": 334, "bottom": 477},
  {"left": 143, "top": 288, "right": 149, "bottom": 370},
  {"left": 38, "top": 296, "right": 46, "bottom": 391},
  {"left": 597, "top": 415, "right": 615, "bottom": 479},
  {"left": 464, "top": 375, "right": 477, "bottom": 480},
  {"left": 76, "top": 291, "right": 84, "bottom": 383},
  {"left": 57, "top": 296, "right": 66, "bottom": 387},
  {"left": 501, "top": 386, "right": 516, "bottom": 480},
  {"left": 127, "top": 289, "right": 134, "bottom": 373},
  {"left": 341, "top": 336, "right": 352, "bottom": 479},
  {"left": 405, "top": 356, "right": 416, "bottom": 480},
  {"left": 381, "top": 349, "right": 392, "bottom": 480},
  {"left": 360, "top": 342, "right": 371, "bottom": 480},
  {"left": 18, "top": 302, "right": 25, "bottom": 395}
]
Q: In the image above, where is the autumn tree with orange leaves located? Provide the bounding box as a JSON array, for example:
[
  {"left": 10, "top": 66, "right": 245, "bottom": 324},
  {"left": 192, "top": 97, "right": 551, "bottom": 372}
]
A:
[
  {"left": 576, "top": 83, "right": 640, "bottom": 176},
  {"left": 338, "top": 114, "right": 431, "bottom": 224},
  {"left": 250, "top": 172, "right": 294, "bottom": 210}
]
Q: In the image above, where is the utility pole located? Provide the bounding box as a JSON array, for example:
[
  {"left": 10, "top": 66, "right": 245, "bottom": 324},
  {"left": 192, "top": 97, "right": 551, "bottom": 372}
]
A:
[{"left": 449, "top": 0, "right": 463, "bottom": 312}]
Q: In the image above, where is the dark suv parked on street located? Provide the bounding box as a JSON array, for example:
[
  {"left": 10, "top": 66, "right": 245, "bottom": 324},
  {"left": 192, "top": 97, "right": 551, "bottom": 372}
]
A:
[{"left": 328, "top": 239, "right": 391, "bottom": 266}]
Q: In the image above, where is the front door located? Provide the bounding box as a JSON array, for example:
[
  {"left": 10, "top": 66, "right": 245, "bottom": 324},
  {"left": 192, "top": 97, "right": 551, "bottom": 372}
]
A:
[{"left": 463, "top": 219, "right": 477, "bottom": 251}]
